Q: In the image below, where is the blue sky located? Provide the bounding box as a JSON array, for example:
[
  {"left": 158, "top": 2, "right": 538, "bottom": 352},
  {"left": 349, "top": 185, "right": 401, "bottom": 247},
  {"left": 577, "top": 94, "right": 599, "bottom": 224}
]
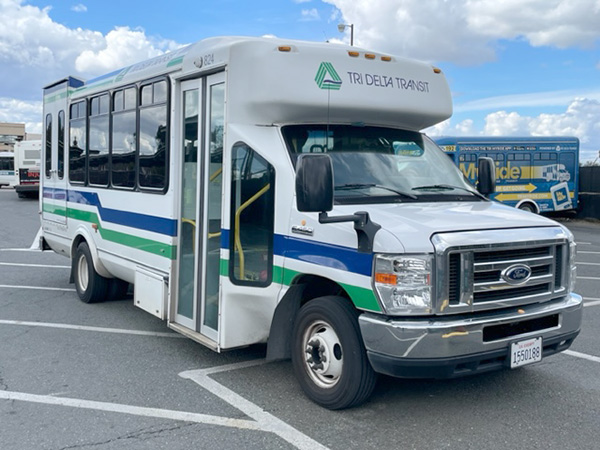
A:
[{"left": 1, "top": 0, "right": 599, "bottom": 162}]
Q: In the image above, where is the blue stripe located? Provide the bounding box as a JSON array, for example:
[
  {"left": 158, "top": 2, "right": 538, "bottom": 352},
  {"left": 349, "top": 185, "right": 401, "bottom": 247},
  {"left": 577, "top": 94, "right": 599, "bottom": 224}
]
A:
[
  {"left": 220, "top": 230, "right": 372, "bottom": 277},
  {"left": 43, "top": 187, "right": 177, "bottom": 237}
]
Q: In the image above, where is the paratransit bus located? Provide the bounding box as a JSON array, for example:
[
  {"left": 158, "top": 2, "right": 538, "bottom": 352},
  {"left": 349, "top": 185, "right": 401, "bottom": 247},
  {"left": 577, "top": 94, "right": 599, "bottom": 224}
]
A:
[
  {"left": 41, "top": 36, "right": 582, "bottom": 409},
  {"left": 435, "top": 136, "right": 579, "bottom": 214}
]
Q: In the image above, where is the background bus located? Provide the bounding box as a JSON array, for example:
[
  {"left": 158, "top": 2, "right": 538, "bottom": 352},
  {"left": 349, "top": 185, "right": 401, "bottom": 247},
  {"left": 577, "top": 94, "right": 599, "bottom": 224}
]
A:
[
  {"left": 0, "top": 152, "right": 15, "bottom": 188},
  {"left": 14, "top": 140, "right": 41, "bottom": 198},
  {"left": 435, "top": 136, "right": 579, "bottom": 213}
]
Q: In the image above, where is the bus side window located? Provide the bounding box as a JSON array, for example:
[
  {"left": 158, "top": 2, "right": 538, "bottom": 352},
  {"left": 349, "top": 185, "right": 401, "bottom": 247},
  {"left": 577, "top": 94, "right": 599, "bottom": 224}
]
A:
[
  {"left": 45, "top": 113, "right": 52, "bottom": 178},
  {"left": 69, "top": 101, "right": 87, "bottom": 184},
  {"left": 58, "top": 110, "right": 65, "bottom": 179},
  {"left": 230, "top": 143, "right": 275, "bottom": 286}
]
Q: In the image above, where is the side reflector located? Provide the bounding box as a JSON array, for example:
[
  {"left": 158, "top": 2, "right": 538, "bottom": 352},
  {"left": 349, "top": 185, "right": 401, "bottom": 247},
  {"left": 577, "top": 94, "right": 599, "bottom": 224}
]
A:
[{"left": 278, "top": 46, "right": 292, "bottom": 52}]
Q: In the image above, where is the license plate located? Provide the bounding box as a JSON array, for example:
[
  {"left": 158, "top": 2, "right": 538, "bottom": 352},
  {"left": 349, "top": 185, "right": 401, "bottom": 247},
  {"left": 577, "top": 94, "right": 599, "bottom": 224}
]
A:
[{"left": 510, "top": 337, "right": 542, "bottom": 368}]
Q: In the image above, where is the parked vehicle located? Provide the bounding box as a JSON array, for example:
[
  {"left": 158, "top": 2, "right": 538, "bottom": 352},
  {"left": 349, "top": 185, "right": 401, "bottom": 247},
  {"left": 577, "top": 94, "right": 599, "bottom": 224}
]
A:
[
  {"left": 14, "top": 140, "right": 41, "bottom": 198},
  {"left": 436, "top": 136, "right": 579, "bottom": 213},
  {"left": 41, "top": 37, "right": 582, "bottom": 409}
]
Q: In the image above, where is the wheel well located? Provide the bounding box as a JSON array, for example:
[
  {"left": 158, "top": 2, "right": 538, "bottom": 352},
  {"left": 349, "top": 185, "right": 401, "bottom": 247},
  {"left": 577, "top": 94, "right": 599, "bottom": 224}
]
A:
[
  {"left": 266, "top": 274, "right": 355, "bottom": 362},
  {"left": 293, "top": 274, "right": 351, "bottom": 306}
]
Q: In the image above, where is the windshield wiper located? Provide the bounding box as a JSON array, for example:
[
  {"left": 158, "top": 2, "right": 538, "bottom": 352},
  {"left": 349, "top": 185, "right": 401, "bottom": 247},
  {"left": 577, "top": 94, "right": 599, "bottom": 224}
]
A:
[
  {"left": 411, "top": 184, "right": 487, "bottom": 200},
  {"left": 335, "top": 183, "right": 417, "bottom": 199}
]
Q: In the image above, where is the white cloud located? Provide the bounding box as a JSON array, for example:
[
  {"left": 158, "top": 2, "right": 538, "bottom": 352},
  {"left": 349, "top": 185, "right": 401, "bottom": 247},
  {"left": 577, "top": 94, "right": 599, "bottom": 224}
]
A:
[
  {"left": 300, "top": 8, "right": 320, "bottom": 21},
  {"left": 427, "top": 99, "right": 600, "bottom": 162},
  {"left": 0, "top": 97, "right": 42, "bottom": 134},
  {"left": 75, "top": 27, "right": 179, "bottom": 74},
  {"left": 323, "top": 0, "right": 600, "bottom": 63},
  {"left": 71, "top": 3, "right": 87, "bottom": 13},
  {"left": 0, "top": 0, "right": 180, "bottom": 99}
]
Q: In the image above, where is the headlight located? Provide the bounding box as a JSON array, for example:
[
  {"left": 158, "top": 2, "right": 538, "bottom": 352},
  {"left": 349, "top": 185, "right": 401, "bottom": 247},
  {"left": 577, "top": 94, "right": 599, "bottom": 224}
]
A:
[{"left": 374, "top": 254, "right": 433, "bottom": 315}]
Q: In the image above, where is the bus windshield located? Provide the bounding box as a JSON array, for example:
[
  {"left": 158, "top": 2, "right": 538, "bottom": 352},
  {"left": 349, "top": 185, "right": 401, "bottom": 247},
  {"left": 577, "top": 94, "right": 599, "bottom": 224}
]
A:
[{"left": 282, "top": 125, "right": 479, "bottom": 204}]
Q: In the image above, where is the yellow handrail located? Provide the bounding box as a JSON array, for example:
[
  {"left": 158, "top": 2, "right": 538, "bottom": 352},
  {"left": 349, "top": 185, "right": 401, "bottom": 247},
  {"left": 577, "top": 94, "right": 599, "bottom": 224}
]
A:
[{"left": 234, "top": 183, "right": 271, "bottom": 279}]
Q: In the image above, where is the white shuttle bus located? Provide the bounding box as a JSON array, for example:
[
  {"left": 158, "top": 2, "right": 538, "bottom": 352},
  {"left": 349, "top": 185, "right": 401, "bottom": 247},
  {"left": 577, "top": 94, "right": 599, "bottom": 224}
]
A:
[
  {"left": 41, "top": 36, "right": 582, "bottom": 409},
  {"left": 0, "top": 152, "right": 15, "bottom": 187},
  {"left": 14, "top": 139, "right": 42, "bottom": 198}
]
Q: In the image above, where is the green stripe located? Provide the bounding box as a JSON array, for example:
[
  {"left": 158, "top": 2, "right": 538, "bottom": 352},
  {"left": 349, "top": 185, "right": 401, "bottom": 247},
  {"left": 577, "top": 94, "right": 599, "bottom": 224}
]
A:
[
  {"left": 43, "top": 202, "right": 176, "bottom": 259},
  {"left": 166, "top": 56, "right": 184, "bottom": 67},
  {"left": 224, "top": 260, "right": 381, "bottom": 313}
]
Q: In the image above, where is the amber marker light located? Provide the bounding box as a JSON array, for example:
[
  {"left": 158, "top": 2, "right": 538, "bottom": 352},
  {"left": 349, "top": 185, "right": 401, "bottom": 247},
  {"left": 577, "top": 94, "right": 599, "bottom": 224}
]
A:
[
  {"left": 433, "top": 67, "right": 442, "bottom": 73},
  {"left": 348, "top": 51, "right": 360, "bottom": 57},
  {"left": 365, "top": 53, "right": 376, "bottom": 60},
  {"left": 278, "top": 46, "right": 292, "bottom": 52},
  {"left": 375, "top": 273, "right": 397, "bottom": 284},
  {"left": 381, "top": 56, "right": 392, "bottom": 62}
]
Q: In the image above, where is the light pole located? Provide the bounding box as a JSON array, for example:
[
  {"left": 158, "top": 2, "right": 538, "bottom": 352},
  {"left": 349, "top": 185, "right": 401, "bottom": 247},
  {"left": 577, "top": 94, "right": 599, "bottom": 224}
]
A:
[{"left": 337, "top": 23, "right": 354, "bottom": 46}]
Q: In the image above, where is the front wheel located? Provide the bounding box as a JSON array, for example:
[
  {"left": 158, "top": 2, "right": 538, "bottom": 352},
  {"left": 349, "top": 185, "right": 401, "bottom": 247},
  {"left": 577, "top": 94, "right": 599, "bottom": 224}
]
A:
[
  {"left": 291, "top": 296, "right": 377, "bottom": 409},
  {"left": 74, "top": 242, "right": 109, "bottom": 303}
]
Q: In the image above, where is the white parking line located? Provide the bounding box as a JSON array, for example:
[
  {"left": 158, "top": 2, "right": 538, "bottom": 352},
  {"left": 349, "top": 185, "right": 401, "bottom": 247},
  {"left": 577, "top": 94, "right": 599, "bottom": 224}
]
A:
[
  {"left": 578, "top": 251, "right": 600, "bottom": 255},
  {"left": 0, "top": 284, "right": 75, "bottom": 292},
  {"left": 584, "top": 299, "right": 600, "bottom": 308},
  {"left": 0, "top": 319, "right": 186, "bottom": 338},
  {"left": 0, "top": 390, "right": 260, "bottom": 431},
  {"left": 180, "top": 363, "right": 330, "bottom": 450},
  {"left": 577, "top": 276, "right": 600, "bottom": 281},
  {"left": 577, "top": 261, "right": 600, "bottom": 266},
  {"left": 0, "top": 262, "right": 70, "bottom": 269},
  {"left": 563, "top": 350, "right": 600, "bottom": 364}
]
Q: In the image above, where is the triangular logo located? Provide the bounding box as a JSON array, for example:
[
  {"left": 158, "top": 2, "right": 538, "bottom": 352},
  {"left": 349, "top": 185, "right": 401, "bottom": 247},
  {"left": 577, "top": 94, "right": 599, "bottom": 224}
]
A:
[{"left": 315, "top": 62, "right": 342, "bottom": 90}]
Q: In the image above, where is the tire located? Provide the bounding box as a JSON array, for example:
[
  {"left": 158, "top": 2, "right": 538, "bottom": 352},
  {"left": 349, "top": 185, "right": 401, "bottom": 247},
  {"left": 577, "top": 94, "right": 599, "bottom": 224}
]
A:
[
  {"left": 107, "top": 278, "right": 130, "bottom": 301},
  {"left": 291, "top": 296, "right": 377, "bottom": 409},
  {"left": 74, "top": 242, "right": 109, "bottom": 303},
  {"left": 518, "top": 203, "right": 536, "bottom": 213}
]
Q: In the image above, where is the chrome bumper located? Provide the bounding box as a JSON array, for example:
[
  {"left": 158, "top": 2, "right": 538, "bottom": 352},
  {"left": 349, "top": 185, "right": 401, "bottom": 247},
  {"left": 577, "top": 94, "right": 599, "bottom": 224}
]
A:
[{"left": 359, "top": 293, "right": 583, "bottom": 378}]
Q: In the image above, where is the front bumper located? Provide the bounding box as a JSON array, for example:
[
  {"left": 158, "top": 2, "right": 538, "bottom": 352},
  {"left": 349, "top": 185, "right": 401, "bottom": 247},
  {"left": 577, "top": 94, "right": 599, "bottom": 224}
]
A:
[{"left": 359, "top": 293, "right": 582, "bottom": 379}]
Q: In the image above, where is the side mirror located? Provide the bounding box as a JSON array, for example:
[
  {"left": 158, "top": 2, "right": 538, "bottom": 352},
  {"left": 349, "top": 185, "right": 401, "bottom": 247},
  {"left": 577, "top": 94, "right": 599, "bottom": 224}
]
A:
[
  {"left": 295, "top": 154, "right": 334, "bottom": 212},
  {"left": 477, "top": 157, "right": 496, "bottom": 197}
]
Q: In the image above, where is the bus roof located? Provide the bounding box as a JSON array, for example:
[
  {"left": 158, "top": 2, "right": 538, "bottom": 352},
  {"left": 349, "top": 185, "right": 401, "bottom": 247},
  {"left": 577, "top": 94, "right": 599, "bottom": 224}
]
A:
[{"left": 51, "top": 36, "right": 453, "bottom": 131}]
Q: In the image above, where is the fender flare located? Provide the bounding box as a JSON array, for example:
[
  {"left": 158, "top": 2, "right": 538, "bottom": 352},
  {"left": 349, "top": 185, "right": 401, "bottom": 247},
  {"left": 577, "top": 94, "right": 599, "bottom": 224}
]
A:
[{"left": 70, "top": 226, "right": 112, "bottom": 279}]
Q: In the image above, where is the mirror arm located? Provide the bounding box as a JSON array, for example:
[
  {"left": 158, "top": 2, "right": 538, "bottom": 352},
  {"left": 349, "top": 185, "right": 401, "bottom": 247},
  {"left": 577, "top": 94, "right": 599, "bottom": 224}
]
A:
[{"left": 319, "top": 211, "right": 381, "bottom": 253}]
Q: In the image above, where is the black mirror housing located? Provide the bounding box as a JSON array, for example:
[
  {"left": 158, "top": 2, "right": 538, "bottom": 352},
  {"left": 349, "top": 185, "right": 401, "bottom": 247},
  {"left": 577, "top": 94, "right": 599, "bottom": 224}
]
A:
[
  {"left": 295, "top": 154, "right": 334, "bottom": 212},
  {"left": 477, "top": 157, "right": 496, "bottom": 196}
]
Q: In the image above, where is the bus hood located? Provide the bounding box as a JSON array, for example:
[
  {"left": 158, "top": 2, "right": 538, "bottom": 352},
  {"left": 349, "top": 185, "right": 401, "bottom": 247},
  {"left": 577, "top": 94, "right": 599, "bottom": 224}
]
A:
[{"left": 347, "top": 201, "right": 563, "bottom": 254}]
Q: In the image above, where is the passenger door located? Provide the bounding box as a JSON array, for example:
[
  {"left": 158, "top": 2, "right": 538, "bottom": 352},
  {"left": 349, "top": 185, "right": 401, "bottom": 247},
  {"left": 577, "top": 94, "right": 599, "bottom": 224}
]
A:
[{"left": 175, "top": 74, "right": 225, "bottom": 342}]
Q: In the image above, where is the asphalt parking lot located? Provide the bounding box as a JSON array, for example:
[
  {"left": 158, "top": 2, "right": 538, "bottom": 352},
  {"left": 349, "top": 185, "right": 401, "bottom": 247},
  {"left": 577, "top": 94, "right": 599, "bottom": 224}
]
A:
[{"left": 1, "top": 186, "right": 599, "bottom": 450}]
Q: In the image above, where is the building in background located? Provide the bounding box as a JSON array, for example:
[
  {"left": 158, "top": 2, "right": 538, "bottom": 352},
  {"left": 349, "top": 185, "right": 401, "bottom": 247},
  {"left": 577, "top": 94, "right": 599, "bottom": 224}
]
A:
[{"left": 0, "top": 122, "right": 40, "bottom": 153}]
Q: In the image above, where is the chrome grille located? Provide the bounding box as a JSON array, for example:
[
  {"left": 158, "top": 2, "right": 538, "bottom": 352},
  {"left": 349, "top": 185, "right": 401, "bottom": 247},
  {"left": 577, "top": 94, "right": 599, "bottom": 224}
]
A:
[{"left": 432, "top": 227, "right": 570, "bottom": 314}]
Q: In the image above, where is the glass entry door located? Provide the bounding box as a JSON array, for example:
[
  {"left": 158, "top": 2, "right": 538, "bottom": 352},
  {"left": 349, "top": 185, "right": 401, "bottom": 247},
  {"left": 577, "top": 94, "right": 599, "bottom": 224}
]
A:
[{"left": 175, "top": 74, "right": 225, "bottom": 341}]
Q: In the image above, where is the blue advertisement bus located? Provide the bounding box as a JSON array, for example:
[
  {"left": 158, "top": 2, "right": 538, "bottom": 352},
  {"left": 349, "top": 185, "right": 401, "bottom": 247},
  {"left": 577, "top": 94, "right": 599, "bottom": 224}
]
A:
[{"left": 435, "top": 136, "right": 579, "bottom": 213}]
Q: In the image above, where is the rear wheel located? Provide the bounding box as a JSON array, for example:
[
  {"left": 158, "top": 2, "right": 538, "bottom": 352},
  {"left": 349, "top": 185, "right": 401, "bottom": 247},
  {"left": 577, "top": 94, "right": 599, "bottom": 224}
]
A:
[
  {"left": 107, "top": 278, "right": 130, "bottom": 300},
  {"left": 291, "top": 296, "right": 377, "bottom": 409},
  {"left": 74, "top": 242, "right": 109, "bottom": 303},
  {"left": 518, "top": 202, "right": 536, "bottom": 213}
]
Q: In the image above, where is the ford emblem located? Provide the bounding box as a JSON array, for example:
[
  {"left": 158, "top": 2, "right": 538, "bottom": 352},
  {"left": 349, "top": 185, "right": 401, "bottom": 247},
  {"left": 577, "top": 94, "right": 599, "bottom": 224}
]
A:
[{"left": 502, "top": 264, "right": 532, "bottom": 285}]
